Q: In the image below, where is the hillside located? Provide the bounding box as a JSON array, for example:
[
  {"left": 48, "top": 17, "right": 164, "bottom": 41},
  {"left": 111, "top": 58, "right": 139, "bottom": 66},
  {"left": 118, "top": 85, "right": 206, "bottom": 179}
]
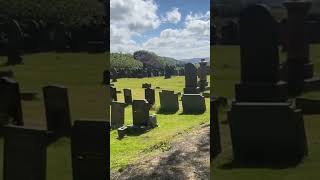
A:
[{"left": 110, "top": 51, "right": 186, "bottom": 71}]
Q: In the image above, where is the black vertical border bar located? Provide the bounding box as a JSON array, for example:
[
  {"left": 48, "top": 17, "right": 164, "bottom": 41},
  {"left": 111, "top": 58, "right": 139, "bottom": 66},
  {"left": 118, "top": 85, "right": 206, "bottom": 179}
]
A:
[{"left": 104, "top": 0, "right": 111, "bottom": 179}]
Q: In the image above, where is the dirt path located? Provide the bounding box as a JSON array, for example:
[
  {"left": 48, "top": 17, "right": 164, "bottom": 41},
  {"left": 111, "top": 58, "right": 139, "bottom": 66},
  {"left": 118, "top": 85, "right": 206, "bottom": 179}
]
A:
[{"left": 111, "top": 123, "right": 210, "bottom": 180}]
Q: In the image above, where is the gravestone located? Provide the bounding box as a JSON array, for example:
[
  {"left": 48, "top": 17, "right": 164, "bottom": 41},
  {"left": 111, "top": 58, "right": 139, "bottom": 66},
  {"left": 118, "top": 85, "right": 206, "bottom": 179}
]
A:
[
  {"left": 145, "top": 88, "right": 155, "bottom": 105},
  {"left": 235, "top": 4, "right": 287, "bottom": 102},
  {"left": 198, "top": 59, "right": 208, "bottom": 91},
  {"left": 0, "top": 77, "right": 23, "bottom": 126},
  {"left": 71, "top": 120, "right": 108, "bottom": 180},
  {"left": 43, "top": 85, "right": 72, "bottom": 137},
  {"left": 228, "top": 4, "right": 307, "bottom": 163},
  {"left": 142, "top": 83, "right": 151, "bottom": 89},
  {"left": 159, "top": 90, "right": 179, "bottom": 112},
  {"left": 182, "top": 94, "right": 206, "bottom": 113},
  {"left": 6, "top": 19, "right": 23, "bottom": 65},
  {"left": 123, "top": 88, "right": 132, "bottom": 104},
  {"left": 283, "top": 0, "right": 313, "bottom": 96},
  {"left": 3, "top": 125, "right": 47, "bottom": 180},
  {"left": 184, "top": 63, "right": 200, "bottom": 94},
  {"left": 110, "top": 86, "right": 117, "bottom": 102},
  {"left": 132, "top": 100, "right": 150, "bottom": 126},
  {"left": 164, "top": 65, "right": 172, "bottom": 79},
  {"left": 221, "top": 20, "right": 239, "bottom": 45},
  {"left": 111, "top": 101, "right": 125, "bottom": 129}
]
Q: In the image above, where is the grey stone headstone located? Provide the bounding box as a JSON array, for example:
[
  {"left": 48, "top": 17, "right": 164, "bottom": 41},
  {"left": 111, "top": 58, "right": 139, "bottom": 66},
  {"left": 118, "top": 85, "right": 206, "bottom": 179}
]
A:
[
  {"left": 145, "top": 88, "right": 155, "bottom": 105},
  {"left": 111, "top": 101, "right": 125, "bottom": 129},
  {"left": 123, "top": 88, "right": 132, "bottom": 104},
  {"left": 159, "top": 90, "right": 179, "bottom": 112},
  {"left": 43, "top": 85, "right": 72, "bottom": 136},
  {"left": 182, "top": 94, "right": 206, "bottom": 113},
  {"left": 184, "top": 63, "right": 200, "bottom": 94},
  {"left": 3, "top": 125, "right": 47, "bottom": 180},
  {"left": 0, "top": 77, "right": 23, "bottom": 126},
  {"left": 132, "top": 100, "right": 150, "bottom": 126},
  {"left": 110, "top": 87, "right": 117, "bottom": 102},
  {"left": 71, "top": 120, "right": 108, "bottom": 180}
]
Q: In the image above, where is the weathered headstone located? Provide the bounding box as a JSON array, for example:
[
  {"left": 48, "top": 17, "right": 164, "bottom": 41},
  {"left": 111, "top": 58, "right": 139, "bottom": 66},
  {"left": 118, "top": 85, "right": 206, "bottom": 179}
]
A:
[
  {"left": 198, "top": 59, "right": 208, "bottom": 91},
  {"left": 43, "top": 85, "right": 72, "bottom": 137},
  {"left": 142, "top": 83, "right": 151, "bottom": 89},
  {"left": 184, "top": 63, "right": 200, "bottom": 94},
  {"left": 111, "top": 101, "right": 125, "bottom": 129},
  {"left": 123, "top": 88, "right": 132, "bottom": 104},
  {"left": 6, "top": 19, "right": 23, "bottom": 65},
  {"left": 182, "top": 94, "right": 206, "bottom": 113},
  {"left": 132, "top": 100, "right": 150, "bottom": 126},
  {"left": 3, "top": 125, "right": 47, "bottom": 180},
  {"left": 159, "top": 90, "right": 179, "bottom": 112},
  {"left": 145, "top": 88, "right": 155, "bottom": 105},
  {"left": 228, "top": 4, "right": 307, "bottom": 163},
  {"left": 71, "top": 120, "right": 108, "bottom": 180},
  {"left": 0, "top": 77, "right": 23, "bottom": 126}
]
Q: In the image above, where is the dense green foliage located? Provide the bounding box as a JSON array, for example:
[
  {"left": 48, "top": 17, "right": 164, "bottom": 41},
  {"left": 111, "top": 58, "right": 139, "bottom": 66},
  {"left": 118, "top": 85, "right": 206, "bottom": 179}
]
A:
[
  {"left": 0, "top": 0, "right": 105, "bottom": 27},
  {"left": 110, "top": 53, "right": 143, "bottom": 70}
]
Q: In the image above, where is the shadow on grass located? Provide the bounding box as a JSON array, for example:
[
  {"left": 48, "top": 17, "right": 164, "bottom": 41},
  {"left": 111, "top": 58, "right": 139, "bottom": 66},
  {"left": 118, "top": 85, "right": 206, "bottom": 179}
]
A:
[
  {"left": 179, "top": 111, "right": 206, "bottom": 115},
  {"left": 157, "top": 108, "right": 178, "bottom": 115}
]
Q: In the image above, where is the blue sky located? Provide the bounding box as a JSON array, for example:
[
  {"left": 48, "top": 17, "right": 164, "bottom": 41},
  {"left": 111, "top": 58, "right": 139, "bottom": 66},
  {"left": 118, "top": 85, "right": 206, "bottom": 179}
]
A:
[{"left": 110, "top": 0, "right": 210, "bottom": 59}]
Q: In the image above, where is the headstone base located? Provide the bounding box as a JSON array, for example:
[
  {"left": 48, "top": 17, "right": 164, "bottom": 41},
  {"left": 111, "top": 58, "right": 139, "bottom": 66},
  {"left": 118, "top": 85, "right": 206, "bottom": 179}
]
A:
[
  {"left": 228, "top": 102, "right": 308, "bottom": 163},
  {"left": 235, "top": 82, "right": 288, "bottom": 102}
]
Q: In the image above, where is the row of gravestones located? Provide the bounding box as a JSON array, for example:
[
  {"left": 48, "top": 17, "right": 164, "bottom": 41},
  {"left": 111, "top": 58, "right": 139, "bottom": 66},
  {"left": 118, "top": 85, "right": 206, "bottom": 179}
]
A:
[
  {"left": 0, "top": 77, "right": 108, "bottom": 179},
  {"left": 0, "top": 17, "right": 106, "bottom": 59},
  {"left": 213, "top": 2, "right": 314, "bottom": 163},
  {"left": 109, "top": 67, "right": 185, "bottom": 80},
  {"left": 213, "top": 17, "right": 320, "bottom": 45}
]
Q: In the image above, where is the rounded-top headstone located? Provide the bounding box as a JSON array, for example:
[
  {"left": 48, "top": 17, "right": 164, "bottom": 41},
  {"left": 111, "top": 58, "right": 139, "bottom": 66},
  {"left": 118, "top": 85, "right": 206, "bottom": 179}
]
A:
[{"left": 240, "top": 4, "right": 280, "bottom": 83}]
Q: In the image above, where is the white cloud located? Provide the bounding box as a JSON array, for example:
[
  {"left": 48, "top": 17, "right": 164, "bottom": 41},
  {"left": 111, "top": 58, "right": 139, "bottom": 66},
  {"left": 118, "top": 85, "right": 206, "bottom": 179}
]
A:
[
  {"left": 110, "top": 0, "right": 210, "bottom": 59},
  {"left": 110, "top": 0, "right": 160, "bottom": 53},
  {"left": 142, "top": 11, "right": 210, "bottom": 59},
  {"left": 165, "top": 7, "right": 181, "bottom": 24}
]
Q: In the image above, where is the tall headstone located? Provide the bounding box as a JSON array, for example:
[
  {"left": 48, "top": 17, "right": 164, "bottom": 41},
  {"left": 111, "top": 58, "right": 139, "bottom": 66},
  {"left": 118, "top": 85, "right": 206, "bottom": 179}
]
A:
[
  {"left": 111, "top": 101, "right": 125, "bottom": 129},
  {"left": 71, "top": 120, "right": 108, "bottom": 180},
  {"left": 123, "top": 88, "right": 132, "bottom": 105},
  {"left": 283, "top": 0, "right": 313, "bottom": 96},
  {"left": 159, "top": 90, "right": 179, "bottom": 112},
  {"left": 110, "top": 86, "right": 117, "bottom": 102},
  {"left": 43, "top": 85, "right": 72, "bottom": 137},
  {"left": 145, "top": 88, "right": 155, "bottom": 105},
  {"left": 6, "top": 19, "right": 23, "bottom": 65},
  {"left": 198, "top": 59, "right": 208, "bottom": 91},
  {"left": 0, "top": 77, "right": 23, "bottom": 126},
  {"left": 132, "top": 100, "right": 150, "bottom": 126},
  {"left": 228, "top": 4, "right": 307, "bottom": 163},
  {"left": 235, "top": 4, "right": 287, "bottom": 102},
  {"left": 184, "top": 63, "right": 200, "bottom": 94},
  {"left": 3, "top": 125, "right": 47, "bottom": 180}
]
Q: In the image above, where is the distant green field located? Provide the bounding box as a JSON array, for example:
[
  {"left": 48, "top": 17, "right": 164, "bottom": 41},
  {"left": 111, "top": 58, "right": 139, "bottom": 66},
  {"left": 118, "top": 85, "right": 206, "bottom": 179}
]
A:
[
  {"left": 0, "top": 53, "right": 106, "bottom": 180},
  {"left": 212, "top": 45, "right": 320, "bottom": 180},
  {"left": 110, "top": 76, "right": 210, "bottom": 173}
]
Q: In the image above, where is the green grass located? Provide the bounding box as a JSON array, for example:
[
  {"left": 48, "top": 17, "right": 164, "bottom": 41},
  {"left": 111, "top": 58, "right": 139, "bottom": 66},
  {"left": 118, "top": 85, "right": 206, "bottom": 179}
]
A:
[
  {"left": 212, "top": 44, "right": 320, "bottom": 180},
  {"left": 110, "top": 76, "right": 210, "bottom": 173},
  {"left": 0, "top": 53, "right": 106, "bottom": 180}
]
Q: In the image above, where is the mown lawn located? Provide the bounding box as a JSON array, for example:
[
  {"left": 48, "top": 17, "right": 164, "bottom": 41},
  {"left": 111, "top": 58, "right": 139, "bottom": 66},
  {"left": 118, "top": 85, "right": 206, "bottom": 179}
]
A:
[
  {"left": 212, "top": 45, "right": 320, "bottom": 180},
  {"left": 110, "top": 76, "right": 210, "bottom": 173},
  {"left": 0, "top": 53, "right": 106, "bottom": 180}
]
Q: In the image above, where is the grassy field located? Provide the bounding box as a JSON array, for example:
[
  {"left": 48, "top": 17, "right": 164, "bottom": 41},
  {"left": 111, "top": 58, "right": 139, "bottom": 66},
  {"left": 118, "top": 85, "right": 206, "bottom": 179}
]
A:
[
  {"left": 0, "top": 53, "right": 106, "bottom": 180},
  {"left": 212, "top": 45, "right": 320, "bottom": 180},
  {"left": 110, "top": 76, "right": 210, "bottom": 173}
]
